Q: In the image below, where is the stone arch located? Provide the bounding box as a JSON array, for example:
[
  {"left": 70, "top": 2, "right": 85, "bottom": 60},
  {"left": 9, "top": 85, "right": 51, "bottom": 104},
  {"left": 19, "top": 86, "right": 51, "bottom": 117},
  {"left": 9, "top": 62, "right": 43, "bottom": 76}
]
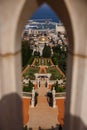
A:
[
  {"left": 16, "top": 0, "right": 74, "bottom": 129},
  {"left": 0, "top": 0, "right": 87, "bottom": 130}
]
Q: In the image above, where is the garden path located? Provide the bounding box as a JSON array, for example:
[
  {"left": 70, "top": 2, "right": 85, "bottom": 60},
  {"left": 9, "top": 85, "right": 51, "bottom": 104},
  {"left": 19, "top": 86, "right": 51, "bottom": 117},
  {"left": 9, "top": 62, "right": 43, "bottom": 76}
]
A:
[
  {"left": 39, "top": 66, "right": 47, "bottom": 74},
  {"left": 29, "top": 82, "right": 59, "bottom": 129}
]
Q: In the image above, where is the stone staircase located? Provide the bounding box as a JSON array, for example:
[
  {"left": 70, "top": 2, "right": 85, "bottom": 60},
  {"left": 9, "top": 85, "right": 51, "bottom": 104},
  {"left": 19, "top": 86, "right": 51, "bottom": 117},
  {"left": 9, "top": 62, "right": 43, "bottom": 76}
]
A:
[{"left": 28, "top": 84, "right": 59, "bottom": 130}]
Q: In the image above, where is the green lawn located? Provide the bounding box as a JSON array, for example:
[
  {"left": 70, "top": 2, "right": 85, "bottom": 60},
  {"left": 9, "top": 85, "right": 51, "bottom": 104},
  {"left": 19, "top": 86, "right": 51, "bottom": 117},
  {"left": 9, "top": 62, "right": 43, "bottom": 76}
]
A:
[
  {"left": 47, "top": 67, "right": 62, "bottom": 80},
  {"left": 23, "top": 67, "right": 39, "bottom": 80}
]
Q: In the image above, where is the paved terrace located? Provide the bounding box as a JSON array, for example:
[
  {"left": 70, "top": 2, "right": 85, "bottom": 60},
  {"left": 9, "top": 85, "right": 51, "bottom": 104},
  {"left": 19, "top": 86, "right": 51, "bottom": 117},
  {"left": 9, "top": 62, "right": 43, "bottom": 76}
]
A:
[{"left": 29, "top": 81, "right": 59, "bottom": 129}]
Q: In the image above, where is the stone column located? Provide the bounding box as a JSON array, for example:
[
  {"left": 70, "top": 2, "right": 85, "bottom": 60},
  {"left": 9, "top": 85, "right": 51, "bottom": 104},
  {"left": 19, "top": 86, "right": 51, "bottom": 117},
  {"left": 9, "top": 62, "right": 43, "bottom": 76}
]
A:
[
  {"left": 31, "top": 87, "right": 35, "bottom": 107},
  {"left": 37, "top": 79, "right": 40, "bottom": 88},
  {"left": 0, "top": 0, "right": 28, "bottom": 129},
  {"left": 63, "top": 1, "right": 87, "bottom": 130}
]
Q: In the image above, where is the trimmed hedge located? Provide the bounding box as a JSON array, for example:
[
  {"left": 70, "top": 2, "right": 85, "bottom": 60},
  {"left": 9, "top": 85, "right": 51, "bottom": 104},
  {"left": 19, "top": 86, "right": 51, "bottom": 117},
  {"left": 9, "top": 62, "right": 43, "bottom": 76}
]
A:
[{"left": 23, "top": 80, "right": 34, "bottom": 92}]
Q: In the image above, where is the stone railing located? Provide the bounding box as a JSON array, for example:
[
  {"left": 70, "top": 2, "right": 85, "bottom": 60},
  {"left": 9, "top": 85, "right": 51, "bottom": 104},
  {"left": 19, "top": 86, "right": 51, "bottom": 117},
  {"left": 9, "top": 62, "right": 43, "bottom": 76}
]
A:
[
  {"left": 21, "top": 92, "right": 32, "bottom": 97},
  {"left": 31, "top": 87, "right": 35, "bottom": 107},
  {"left": 52, "top": 87, "right": 56, "bottom": 108},
  {"left": 49, "top": 80, "right": 56, "bottom": 84},
  {"left": 55, "top": 92, "right": 66, "bottom": 97},
  {"left": 22, "top": 87, "right": 36, "bottom": 108},
  {"left": 52, "top": 89, "right": 66, "bottom": 108}
]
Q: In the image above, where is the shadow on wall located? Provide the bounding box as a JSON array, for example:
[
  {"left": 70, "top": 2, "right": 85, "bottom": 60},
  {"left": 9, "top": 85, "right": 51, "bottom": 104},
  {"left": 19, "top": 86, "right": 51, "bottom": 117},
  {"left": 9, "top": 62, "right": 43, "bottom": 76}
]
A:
[
  {"left": 64, "top": 115, "right": 87, "bottom": 130},
  {"left": 0, "top": 93, "right": 23, "bottom": 130}
]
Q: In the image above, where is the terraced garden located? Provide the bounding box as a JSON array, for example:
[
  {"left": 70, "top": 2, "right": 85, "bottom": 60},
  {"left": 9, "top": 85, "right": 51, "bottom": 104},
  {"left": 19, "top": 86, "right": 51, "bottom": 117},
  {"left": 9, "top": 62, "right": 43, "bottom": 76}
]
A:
[{"left": 23, "top": 58, "right": 64, "bottom": 81}]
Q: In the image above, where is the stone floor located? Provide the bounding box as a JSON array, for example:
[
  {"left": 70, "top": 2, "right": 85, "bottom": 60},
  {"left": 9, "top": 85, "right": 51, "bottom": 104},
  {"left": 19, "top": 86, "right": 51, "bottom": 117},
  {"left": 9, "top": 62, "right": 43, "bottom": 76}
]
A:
[{"left": 29, "top": 81, "right": 59, "bottom": 129}]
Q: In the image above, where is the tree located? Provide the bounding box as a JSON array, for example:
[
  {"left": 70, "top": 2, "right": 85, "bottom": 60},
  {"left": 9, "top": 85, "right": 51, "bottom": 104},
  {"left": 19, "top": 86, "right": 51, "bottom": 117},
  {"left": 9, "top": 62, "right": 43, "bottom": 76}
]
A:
[
  {"left": 52, "top": 45, "right": 68, "bottom": 74},
  {"left": 34, "top": 51, "right": 40, "bottom": 57},
  {"left": 52, "top": 81, "right": 59, "bottom": 92},
  {"left": 52, "top": 52, "right": 58, "bottom": 65},
  {"left": 42, "top": 44, "right": 51, "bottom": 58},
  {"left": 22, "top": 40, "right": 33, "bottom": 67},
  {"left": 29, "top": 80, "right": 34, "bottom": 89}
]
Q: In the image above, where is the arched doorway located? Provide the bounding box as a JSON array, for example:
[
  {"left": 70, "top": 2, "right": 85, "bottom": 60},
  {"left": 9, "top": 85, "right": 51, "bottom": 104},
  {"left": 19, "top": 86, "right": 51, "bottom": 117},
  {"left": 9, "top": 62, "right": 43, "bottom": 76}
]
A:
[
  {"left": 16, "top": 0, "right": 74, "bottom": 129},
  {"left": 1, "top": 0, "right": 87, "bottom": 130}
]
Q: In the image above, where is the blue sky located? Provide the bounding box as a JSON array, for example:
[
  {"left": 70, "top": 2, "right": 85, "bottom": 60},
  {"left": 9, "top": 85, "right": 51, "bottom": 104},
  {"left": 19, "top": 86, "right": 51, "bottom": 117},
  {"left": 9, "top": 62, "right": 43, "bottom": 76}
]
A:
[{"left": 30, "top": 3, "right": 60, "bottom": 22}]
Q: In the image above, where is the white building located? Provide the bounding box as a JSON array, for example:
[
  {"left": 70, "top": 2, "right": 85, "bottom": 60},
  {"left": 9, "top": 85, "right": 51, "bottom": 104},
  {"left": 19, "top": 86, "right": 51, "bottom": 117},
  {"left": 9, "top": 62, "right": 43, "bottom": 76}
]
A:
[{"left": 56, "top": 24, "right": 65, "bottom": 34}]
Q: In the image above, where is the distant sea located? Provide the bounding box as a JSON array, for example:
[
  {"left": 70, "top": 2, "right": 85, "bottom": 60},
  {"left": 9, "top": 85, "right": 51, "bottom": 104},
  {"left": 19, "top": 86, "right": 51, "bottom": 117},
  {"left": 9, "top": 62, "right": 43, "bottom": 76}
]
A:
[{"left": 30, "top": 3, "right": 61, "bottom": 23}]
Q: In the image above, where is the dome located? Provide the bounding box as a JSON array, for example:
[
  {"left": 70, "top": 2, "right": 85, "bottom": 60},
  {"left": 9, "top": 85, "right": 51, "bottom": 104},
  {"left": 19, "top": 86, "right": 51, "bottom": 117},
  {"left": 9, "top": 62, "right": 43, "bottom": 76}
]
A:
[{"left": 39, "top": 36, "right": 49, "bottom": 43}]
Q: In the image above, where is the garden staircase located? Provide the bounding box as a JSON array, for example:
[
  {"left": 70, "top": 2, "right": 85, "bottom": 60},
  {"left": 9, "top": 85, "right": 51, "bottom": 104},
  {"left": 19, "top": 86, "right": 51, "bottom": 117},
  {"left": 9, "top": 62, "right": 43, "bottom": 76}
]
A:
[
  {"left": 29, "top": 84, "right": 59, "bottom": 129},
  {"left": 39, "top": 66, "right": 47, "bottom": 74}
]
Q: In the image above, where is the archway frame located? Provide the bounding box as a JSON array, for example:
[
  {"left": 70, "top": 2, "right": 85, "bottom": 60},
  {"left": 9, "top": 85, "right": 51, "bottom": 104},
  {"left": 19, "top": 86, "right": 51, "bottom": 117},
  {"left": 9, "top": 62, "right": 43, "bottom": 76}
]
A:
[
  {"left": 16, "top": 1, "right": 74, "bottom": 129},
  {"left": 1, "top": 0, "right": 87, "bottom": 130}
]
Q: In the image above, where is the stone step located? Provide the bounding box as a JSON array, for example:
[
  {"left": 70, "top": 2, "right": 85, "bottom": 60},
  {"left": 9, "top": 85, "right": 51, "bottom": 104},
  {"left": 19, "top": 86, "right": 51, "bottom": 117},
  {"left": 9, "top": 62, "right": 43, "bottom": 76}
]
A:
[
  {"left": 37, "top": 97, "right": 47, "bottom": 102},
  {"left": 37, "top": 98, "right": 49, "bottom": 106},
  {"left": 29, "top": 85, "right": 58, "bottom": 129},
  {"left": 30, "top": 126, "right": 59, "bottom": 130}
]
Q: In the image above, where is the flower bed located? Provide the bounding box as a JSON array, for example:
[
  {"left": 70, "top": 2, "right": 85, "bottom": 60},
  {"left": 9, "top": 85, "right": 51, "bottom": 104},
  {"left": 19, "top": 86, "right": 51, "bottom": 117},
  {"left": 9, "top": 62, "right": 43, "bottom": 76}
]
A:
[{"left": 34, "top": 58, "right": 52, "bottom": 66}]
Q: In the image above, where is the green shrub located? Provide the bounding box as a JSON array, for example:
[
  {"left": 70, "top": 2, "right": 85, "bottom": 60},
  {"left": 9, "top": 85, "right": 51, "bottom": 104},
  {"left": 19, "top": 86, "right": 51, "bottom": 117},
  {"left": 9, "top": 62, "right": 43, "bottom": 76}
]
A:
[
  {"left": 23, "top": 80, "right": 34, "bottom": 92},
  {"left": 52, "top": 81, "right": 65, "bottom": 92},
  {"left": 58, "top": 87, "right": 65, "bottom": 92},
  {"left": 28, "top": 56, "right": 34, "bottom": 65}
]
